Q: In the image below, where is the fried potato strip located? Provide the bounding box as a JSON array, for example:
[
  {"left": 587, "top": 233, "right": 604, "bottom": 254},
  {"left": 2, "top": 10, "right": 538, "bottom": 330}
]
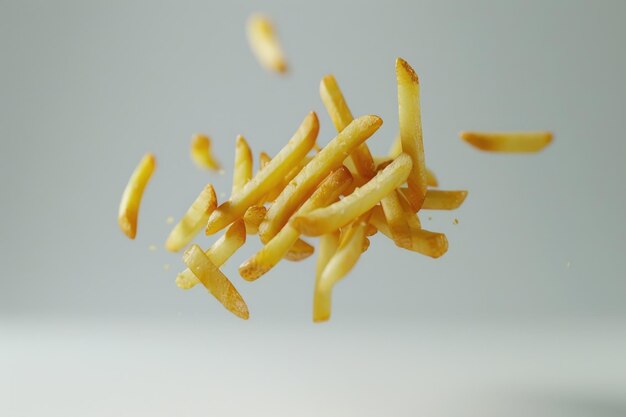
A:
[{"left": 118, "top": 153, "right": 156, "bottom": 239}]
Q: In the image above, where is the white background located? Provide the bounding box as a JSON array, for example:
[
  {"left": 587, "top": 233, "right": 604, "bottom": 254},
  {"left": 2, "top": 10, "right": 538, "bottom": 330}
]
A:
[{"left": 1, "top": 1, "right": 625, "bottom": 415}]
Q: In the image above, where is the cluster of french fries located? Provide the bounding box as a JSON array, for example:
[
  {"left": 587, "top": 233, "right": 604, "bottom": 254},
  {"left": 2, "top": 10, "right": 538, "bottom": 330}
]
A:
[{"left": 117, "top": 15, "right": 552, "bottom": 322}]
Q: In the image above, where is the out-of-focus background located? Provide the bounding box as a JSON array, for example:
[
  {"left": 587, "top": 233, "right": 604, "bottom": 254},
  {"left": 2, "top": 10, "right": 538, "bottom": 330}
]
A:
[{"left": 1, "top": 1, "right": 625, "bottom": 416}]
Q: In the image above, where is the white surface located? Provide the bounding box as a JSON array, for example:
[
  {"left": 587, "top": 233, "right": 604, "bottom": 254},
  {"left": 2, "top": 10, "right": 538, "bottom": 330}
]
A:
[{"left": 3, "top": 316, "right": 626, "bottom": 416}]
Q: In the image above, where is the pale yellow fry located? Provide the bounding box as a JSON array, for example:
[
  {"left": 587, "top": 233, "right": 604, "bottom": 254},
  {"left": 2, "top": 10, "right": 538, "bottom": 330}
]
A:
[
  {"left": 262, "top": 158, "right": 307, "bottom": 203},
  {"left": 380, "top": 189, "right": 412, "bottom": 249},
  {"left": 118, "top": 153, "right": 156, "bottom": 239},
  {"left": 165, "top": 184, "right": 217, "bottom": 252},
  {"left": 315, "top": 213, "right": 371, "bottom": 322},
  {"left": 183, "top": 244, "right": 249, "bottom": 320},
  {"left": 176, "top": 220, "right": 246, "bottom": 290},
  {"left": 313, "top": 231, "right": 340, "bottom": 323},
  {"left": 370, "top": 206, "right": 448, "bottom": 258},
  {"left": 206, "top": 112, "right": 318, "bottom": 235},
  {"left": 291, "top": 153, "right": 412, "bottom": 236},
  {"left": 243, "top": 205, "right": 266, "bottom": 235},
  {"left": 388, "top": 134, "right": 403, "bottom": 158},
  {"left": 397, "top": 189, "right": 421, "bottom": 229},
  {"left": 259, "top": 151, "right": 271, "bottom": 170},
  {"left": 232, "top": 135, "right": 253, "bottom": 195},
  {"left": 396, "top": 57, "right": 427, "bottom": 211},
  {"left": 421, "top": 189, "right": 468, "bottom": 210},
  {"left": 320, "top": 75, "right": 376, "bottom": 178},
  {"left": 459, "top": 131, "right": 553, "bottom": 153},
  {"left": 374, "top": 155, "right": 438, "bottom": 187},
  {"left": 239, "top": 166, "right": 353, "bottom": 281},
  {"left": 246, "top": 14, "right": 287, "bottom": 74},
  {"left": 284, "top": 239, "right": 314, "bottom": 261},
  {"left": 191, "top": 134, "right": 220, "bottom": 171},
  {"left": 259, "top": 115, "right": 383, "bottom": 242},
  {"left": 426, "top": 168, "right": 439, "bottom": 188}
]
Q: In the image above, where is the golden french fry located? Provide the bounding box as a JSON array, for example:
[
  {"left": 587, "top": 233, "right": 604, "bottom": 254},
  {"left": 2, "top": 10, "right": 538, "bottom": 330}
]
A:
[
  {"left": 118, "top": 153, "right": 156, "bottom": 239},
  {"left": 314, "top": 212, "right": 371, "bottom": 322},
  {"left": 396, "top": 58, "right": 427, "bottom": 211},
  {"left": 259, "top": 151, "right": 271, "bottom": 170},
  {"left": 261, "top": 157, "right": 307, "bottom": 203},
  {"left": 259, "top": 115, "right": 383, "bottom": 242},
  {"left": 206, "top": 112, "right": 318, "bottom": 235},
  {"left": 388, "top": 134, "right": 402, "bottom": 158},
  {"left": 239, "top": 166, "right": 353, "bottom": 281},
  {"left": 313, "top": 231, "right": 340, "bottom": 323},
  {"left": 191, "top": 134, "right": 220, "bottom": 171},
  {"left": 397, "top": 189, "right": 421, "bottom": 229},
  {"left": 291, "top": 153, "right": 412, "bottom": 236},
  {"left": 370, "top": 206, "right": 448, "bottom": 258},
  {"left": 362, "top": 237, "right": 371, "bottom": 253},
  {"left": 176, "top": 220, "right": 246, "bottom": 290},
  {"left": 460, "top": 131, "right": 553, "bottom": 153},
  {"left": 426, "top": 167, "right": 438, "bottom": 188},
  {"left": 365, "top": 224, "right": 378, "bottom": 236},
  {"left": 183, "top": 244, "right": 249, "bottom": 319},
  {"left": 320, "top": 75, "right": 376, "bottom": 178},
  {"left": 380, "top": 189, "right": 412, "bottom": 249},
  {"left": 232, "top": 135, "right": 253, "bottom": 195},
  {"left": 243, "top": 205, "right": 266, "bottom": 234},
  {"left": 421, "top": 189, "right": 468, "bottom": 210},
  {"left": 374, "top": 155, "right": 438, "bottom": 187},
  {"left": 246, "top": 14, "right": 287, "bottom": 74},
  {"left": 284, "top": 238, "right": 314, "bottom": 261},
  {"left": 165, "top": 184, "right": 217, "bottom": 252}
]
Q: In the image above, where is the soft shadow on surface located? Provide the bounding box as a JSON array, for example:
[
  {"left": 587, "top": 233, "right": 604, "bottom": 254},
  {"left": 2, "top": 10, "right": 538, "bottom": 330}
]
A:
[{"left": 506, "top": 390, "right": 626, "bottom": 417}]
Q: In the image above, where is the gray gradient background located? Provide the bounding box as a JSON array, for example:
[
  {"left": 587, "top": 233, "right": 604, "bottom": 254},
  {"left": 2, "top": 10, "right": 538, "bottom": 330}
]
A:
[
  {"left": 2, "top": 1, "right": 626, "bottom": 416},
  {"left": 2, "top": 0, "right": 625, "bottom": 319}
]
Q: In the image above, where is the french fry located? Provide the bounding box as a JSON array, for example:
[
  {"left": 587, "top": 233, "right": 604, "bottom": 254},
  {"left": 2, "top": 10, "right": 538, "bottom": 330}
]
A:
[
  {"left": 380, "top": 189, "right": 412, "bottom": 249},
  {"left": 259, "top": 151, "right": 271, "bottom": 170},
  {"left": 191, "top": 134, "right": 220, "bottom": 171},
  {"left": 397, "top": 189, "right": 421, "bottom": 229},
  {"left": 259, "top": 115, "right": 383, "bottom": 242},
  {"left": 291, "top": 153, "right": 412, "bottom": 236},
  {"left": 240, "top": 166, "right": 353, "bottom": 281},
  {"left": 232, "top": 135, "right": 253, "bottom": 195},
  {"left": 183, "top": 244, "right": 249, "bottom": 320},
  {"left": 426, "top": 167, "right": 439, "bottom": 188},
  {"left": 246, "top": 14, "right": 287, "bottom": 74},
  {"left": 320, "top": 75, "right": 376, "bottom": 178},
  {"left": 118, "top": 153, "right": 156, "bottom": 239},
  {"left": 206, "top": 112, "right": 318, "bottom": 235},
  {"left": 362, "top": 237, "right": 371, "bottom": 253},
  {"left": 421, "top": 189, "right": 468, "bottom": 210},
  {"left": 314, "top": 212, "right": 371, "bottom": 322},
  {"left": 388, "top": 134, "right": 402, "bottom": 158},
  {"left": 370, "top": 206, "right": 448, "bottom": 258},
  {"left": 243, "top": 205, "right": 266, "bottom": 234},
  {"left": 284, "top": 239, "right": 314, "bottom": 261},
  {"left": 374, "top": 155, "right": 438, "bottom": 187},
  {"left": 396, "top": 57, "right": 428, "bottom": 211},
  {"left": 365, "top": 224, "right": 378, "bottom": 236},
  {"left": 176, "top": 220, "right": 246, "bottom": 290},
  {"left": 260, "top": 156, "right": 308, "bottom": 203},
  {"left": 459, "top": 131, "right": 553, "bottom": 153},
  {"left": 165, "top": 184, "right": 217, "bottom": 252},
  {"left": 313, "top": 231, "right": 340, "bottom": 323}
]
